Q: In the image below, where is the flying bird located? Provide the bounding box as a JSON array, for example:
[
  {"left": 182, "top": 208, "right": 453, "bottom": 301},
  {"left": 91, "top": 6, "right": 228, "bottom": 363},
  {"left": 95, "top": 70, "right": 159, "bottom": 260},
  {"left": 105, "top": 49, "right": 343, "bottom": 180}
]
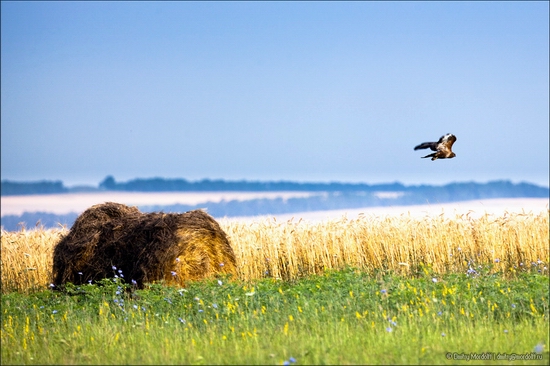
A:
[{"left": 414, "top": 133, "right": 457, "bottom": 161}]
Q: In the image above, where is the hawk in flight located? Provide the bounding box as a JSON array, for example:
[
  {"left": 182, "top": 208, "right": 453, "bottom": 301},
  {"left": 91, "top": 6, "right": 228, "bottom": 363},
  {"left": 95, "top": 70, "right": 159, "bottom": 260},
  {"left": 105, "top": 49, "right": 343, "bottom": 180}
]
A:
[{"left": 414, "top": 133, "right": 457, "bottom": 161}]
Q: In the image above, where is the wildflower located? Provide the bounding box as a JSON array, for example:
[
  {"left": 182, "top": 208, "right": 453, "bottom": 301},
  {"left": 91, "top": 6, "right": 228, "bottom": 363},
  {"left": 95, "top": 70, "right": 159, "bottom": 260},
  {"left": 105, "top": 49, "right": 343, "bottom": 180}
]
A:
[
  {"left": 386, "top": 327, "right": 393, "bottom": 332},
  {"left": 457, "top": 247, "right": 461, "bottom": 251},
  {"left": 118, "top": 269, "right": 123, "bottom": 274},
  {"left": 78, "top": 272, "right": 83, "bottom": 275},
  {"left": 116, "top": 290, "right": 121, "bottom": 295},
  {"left": 114, "top": 299, "right": 119, "bottom": 303},
  {"left": 133, "top": 305, "right": 138, "bottom": 310},
  {"left": 218, "top": 280, "right": 223, "bottom": 286},
  {"left": 504, "top": 329, "right": 508, "bottom": 334},
  {"left": 437, "top": 311, "right": 443, "bottom": 316},
  {"left": 441, "top": 333, "right": 446, "bottom": 337},
  {"left": 380, "top": 289, "right": 387, "bottom": 294},
  {"left": 494, "top": 258, "right": 500, "bottom": 263},
  {"left": 52, "top": 310, "right": 58, "bottom": 314},
  {"left": 49, "top": 283, "right": 55, "bottom": 288},
  {"left": 537, "top": 259, "right": 542, "bottom": 264},
  {"left": 283, "top": 361, "right": 290, "bottom": 366},
  {"left": 176, "top": 258, "right": 180, "bottom": 262},
  {"left": 534, "top": 343, "right": 544, "bottom": 354},
  {"left": 131, "top": 279, "right": 137, "bottom": 286},
  {"left": 88, "top": 280, "right": 92, "bottom": 284},
  {"left": 194, "top": 297, "right": 200, "bottom": 301},
  {"left": 511, "top": 304, "right": 516, "bottom": 309},
  {"left": 171, "top": 271, "right": 177, "bottom": 277},
  {"left": 432, "top": 278, "right": 437, "bottom": 283},
  {"left": 289, "top": 357, "right": 297, "bottom": 363},
  {"left": 178, "top": 317, "right": 186, "bottom": 324},
  {"left": 212, "top": 303, "right": 218, "bottom": 309},
  {"left": 114, "top": 274, "right": 119, "bottom": 278},
  {"left": 198, "top": 309, "right": 204, "bottom": 313},
  {"left": 164, "top": 298, "right": 172, "bottom": 305},
  {"left": 112, "top": 266, "right": 117, "bottom": 270},
  {"left": 219, "top": 262, "right": 224, "bottom": 267}
]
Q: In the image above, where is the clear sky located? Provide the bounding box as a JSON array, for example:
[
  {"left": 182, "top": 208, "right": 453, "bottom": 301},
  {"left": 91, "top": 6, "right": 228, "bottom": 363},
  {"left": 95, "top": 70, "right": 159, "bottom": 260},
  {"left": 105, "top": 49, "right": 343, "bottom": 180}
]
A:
[{"left": 2, "top": 1, "right": 549, "bottom": 187}]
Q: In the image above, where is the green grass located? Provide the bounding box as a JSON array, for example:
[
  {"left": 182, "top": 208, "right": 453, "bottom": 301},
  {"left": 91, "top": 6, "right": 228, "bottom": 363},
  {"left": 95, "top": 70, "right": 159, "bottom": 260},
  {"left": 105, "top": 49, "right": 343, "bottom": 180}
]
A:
[{"left": 2, "top": 267, "right": 548, "bottom": 365}]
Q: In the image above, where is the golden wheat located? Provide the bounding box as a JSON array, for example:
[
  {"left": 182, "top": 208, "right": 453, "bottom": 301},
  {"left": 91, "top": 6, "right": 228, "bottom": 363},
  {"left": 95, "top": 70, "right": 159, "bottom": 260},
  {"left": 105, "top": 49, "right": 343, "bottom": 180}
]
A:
[
  {"left": 1, "top": 228, "right": 64, "bottom": 293},
  {"left": 1, "top": 211, "right": 548, "bottom": 292},
  {"left": 225, "top": 211, "right": 549, "bottom": 281}
]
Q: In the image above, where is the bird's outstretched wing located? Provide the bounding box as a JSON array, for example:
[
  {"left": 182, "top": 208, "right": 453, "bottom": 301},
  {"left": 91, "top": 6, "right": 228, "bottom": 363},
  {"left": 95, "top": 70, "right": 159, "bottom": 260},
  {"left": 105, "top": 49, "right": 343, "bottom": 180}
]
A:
[{"left": 414, "top": 141, "right": 437, "bottom": 151}]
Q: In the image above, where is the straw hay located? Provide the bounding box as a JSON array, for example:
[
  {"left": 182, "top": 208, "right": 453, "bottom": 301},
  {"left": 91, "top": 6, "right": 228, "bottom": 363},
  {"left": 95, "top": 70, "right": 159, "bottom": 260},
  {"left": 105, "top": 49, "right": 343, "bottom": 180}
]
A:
[{"left": 52, "top": 202, "right": 236, "bottom": 288}]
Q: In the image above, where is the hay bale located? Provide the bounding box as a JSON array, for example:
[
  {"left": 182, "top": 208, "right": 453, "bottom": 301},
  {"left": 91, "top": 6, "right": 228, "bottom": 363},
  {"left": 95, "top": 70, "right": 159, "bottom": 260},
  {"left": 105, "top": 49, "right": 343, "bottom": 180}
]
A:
[{"left": 52, "top": 202, "right": 237, "bottom": 288}]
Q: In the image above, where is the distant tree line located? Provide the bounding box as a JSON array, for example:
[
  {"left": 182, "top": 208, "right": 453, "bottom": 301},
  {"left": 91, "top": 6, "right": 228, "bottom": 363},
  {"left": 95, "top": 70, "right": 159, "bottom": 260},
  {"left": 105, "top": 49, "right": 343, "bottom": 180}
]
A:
[
  {"left": 97, "top": 176, "right": 406, "bottom": 192},
  {"left": 3, "top": 175, "right": 549, "bottom": 196},
  {"left": 1, "top": 180, "right": 68, "bottom": 195}
]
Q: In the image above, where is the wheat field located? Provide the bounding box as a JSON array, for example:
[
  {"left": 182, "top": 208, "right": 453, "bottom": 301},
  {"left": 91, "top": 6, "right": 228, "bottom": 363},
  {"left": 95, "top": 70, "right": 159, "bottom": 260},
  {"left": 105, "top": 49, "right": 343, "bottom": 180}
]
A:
[{"left": 1, "top": 211, "right": 548, "bottom": 293}]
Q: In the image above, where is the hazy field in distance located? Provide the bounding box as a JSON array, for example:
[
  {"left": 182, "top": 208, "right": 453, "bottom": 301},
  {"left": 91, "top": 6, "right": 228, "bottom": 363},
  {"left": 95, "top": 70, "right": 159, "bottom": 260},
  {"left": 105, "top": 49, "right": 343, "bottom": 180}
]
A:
[
  {"left": 0, "top": 191, "right": 316, "bottom": 216},
  {"left": 224, "top": 198, "right": 550, "bottom": 222}
]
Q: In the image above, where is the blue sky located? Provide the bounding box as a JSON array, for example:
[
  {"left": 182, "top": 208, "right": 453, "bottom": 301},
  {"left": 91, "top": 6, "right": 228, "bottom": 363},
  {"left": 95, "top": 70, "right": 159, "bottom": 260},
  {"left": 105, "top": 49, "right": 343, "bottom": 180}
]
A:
[{"left": 1, "top": 1, "right": 548, "bottom": 187}]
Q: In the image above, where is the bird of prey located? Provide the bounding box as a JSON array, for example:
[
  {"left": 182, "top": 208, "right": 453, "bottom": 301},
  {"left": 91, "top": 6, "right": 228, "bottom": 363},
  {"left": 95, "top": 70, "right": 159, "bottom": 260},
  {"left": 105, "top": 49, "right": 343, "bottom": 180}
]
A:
[{"left": 414, "top": 133, "right": 457, "bottom": 161}]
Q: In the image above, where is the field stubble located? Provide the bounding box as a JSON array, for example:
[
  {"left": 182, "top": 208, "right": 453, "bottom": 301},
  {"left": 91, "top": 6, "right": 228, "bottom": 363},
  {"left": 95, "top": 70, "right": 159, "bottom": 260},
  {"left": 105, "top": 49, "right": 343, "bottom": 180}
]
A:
[{"left": 1, "top": 211, "right": 548, "bottom": 293}]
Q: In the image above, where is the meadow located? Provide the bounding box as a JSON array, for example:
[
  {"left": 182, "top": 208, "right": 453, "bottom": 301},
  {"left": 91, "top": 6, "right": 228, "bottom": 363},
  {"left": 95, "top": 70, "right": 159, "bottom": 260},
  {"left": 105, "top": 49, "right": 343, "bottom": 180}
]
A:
[{"left": 1, "top": 211, "right": 549, "bottom": 364}]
